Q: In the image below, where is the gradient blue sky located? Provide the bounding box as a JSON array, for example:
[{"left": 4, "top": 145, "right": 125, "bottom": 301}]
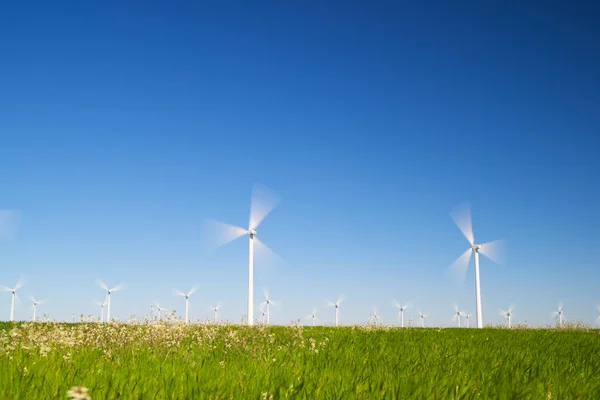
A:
[{"left": 1, "top": 2, "right": 599, "bottom": 326}]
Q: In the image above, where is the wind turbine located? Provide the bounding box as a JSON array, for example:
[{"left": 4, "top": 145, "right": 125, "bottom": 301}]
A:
[
  {"left": 450, "top": 203, "right": 505, "bottom": 329},
  {"left": 419, "top": 311, "right": 428, "bottom": 328},
  {"left": 262, "top": 289, "right": 278, "bottom": 326},
  {"left": 451, "top": 304, "right": 464, "bottom": 328},
  {"left": 500, "top": 305, "right": 515, "bottom": 328},
  {"left": 202, "top": 184, "right": 281, "bottom": 326},
  {"left": 155, "top": 302, "right": 165, "bottom": 322},
  {"left": 327, "top": 295, "right": 344, "bottom": 327},
  {"left": 95, "top": 280, "right": 124, "bottom": 323},
  {"left": 211, "top": 302, "right": 222, "bottom": 323},
  {"left": 552, "top": 303, "right": 564, "bottom": 327},
  {"left": 174, "top": 286, "right": 197, "bottom": 324},
  {"left": 94, "top": 298, "right": 107, "bottom": 323},
  {"left": 1, "top": 278, "right": 25, "bottom": 322},
  {"left": 307, "top": 308, "right": 317, "bottom": 326},
  {"left": 260, "top": 302, "right": 267, "bottom": 324},
  {"left": 464, "top": 312, "right": 473, "bottom": 328},
  {"left": 371, "top": 307, "right": 382, "bottom": 326},
  {"left": 29, "top": 296, "right": 44, "bottom": 322},
  {"left": 392, "top": 300, "right": 412, "bottom": 328}
]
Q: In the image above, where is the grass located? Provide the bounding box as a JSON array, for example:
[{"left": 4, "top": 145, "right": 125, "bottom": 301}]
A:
[{"left": 1, "top": 322, "right": 599, "bottom": 399}]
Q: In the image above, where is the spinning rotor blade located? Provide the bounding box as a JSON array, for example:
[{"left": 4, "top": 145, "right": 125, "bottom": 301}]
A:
[
  {"left": 392, "top": 299, "right": 401, "bottom": 309},
  {"left": 448, "top": 247, "right": 473, "bottom": 284},
  {"left": 14, "top": 277, "right": 25, "bottom": 291},
  {"left": 249, "top": 184, "right": 281, "bottom": 231},
  {"left": 0, "top": 209, "right": 21, "bottom": 242},
  {"left": 337, "top": 295, "right": 345, "bottom": 305},
  {"left": 187, "top": 286, "right": 198, "bottom": 297},
  {"left": 263, "top": 288, "right": 269, "bottom": 301},
  {"left": 96, "top": 280, "right": 109, "bottom": 291},
  {"left": 254, "top": 237, "right": 283, "bottom": 268},
  {"left": 451, "top": 203, "right": 475, "bottom": 245},
  {"left": 479, "top": 239, "right": 506, "bottom": 264},
  {"left": 403, "top": 302, "right": 412, "bottom": 310},
  {"left": 201, "top": 219, "right": 247, "bottom": 252},
  {"left": 111, "top": 283, "right": 125, "bottom": 292},
  {"left": 173, "top": 289, "right": 186, "bottom": 297}
]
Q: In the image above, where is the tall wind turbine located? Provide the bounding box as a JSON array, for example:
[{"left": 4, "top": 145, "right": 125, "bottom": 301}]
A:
[
  {"left": 202, "top": 184, "right": 281, "bottom": 326},
  {"left": 327, "top": 295, "right": 344, "bottom": 327},
  {"left": 552, "top": 303, "right": 564, "bottom": 327},
  {"left": 29, "top": 296, "right": 44, "bottom": 322},
  {"left": 1, "top": 278, "right": 25, "bottom": 322},
  {"left": 96, "top": 280, "right": 124, "bottom": 323},
  {"left": 451, "top": 304, "right": 464, "bottom": 328},
  {"left": 419, "top": 311, "right": 428, "bottom": 328},
  {"left": 174, "top": 286, "right": 197, "bottom": 324},
  {"left": 450, "top": 203, "right": 505, "bottom": 329},
  {"left": 262, "top": 289, "right": 278, "bottom": 326},
  {"left": 211, "top": 302, "right": 222, "bottom": 323},
  {"left": 307, "top": 308, "right": 317, "bottom": 326},
  {"left": 392, "top": 300, "right": 412, "bottom": 328},
  {"left": 464, "top": 312, "right": 473, "bottom": 328},
  {"left": 500, "top": 305, "right": 515, "bottom": 328},
  {"left": 94, "top": 298, "right": 107, "bottom": 323}
]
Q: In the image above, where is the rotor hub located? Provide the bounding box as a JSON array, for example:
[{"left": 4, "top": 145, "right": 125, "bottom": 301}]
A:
[
  {"left": 471, "top": 244, "right": 482, "bottom": 252},
  {"left": 248, "top": 229, "right": 257, "bottom": 238}
]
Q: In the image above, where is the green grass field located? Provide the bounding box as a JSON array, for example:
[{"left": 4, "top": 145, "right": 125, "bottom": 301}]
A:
[{"left": 1, "top": 322, "right": 599, "bottom": 399}]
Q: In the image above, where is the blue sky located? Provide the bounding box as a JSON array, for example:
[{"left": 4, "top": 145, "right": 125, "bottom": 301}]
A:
[{"left": 1, "top": 2, "right": 599, "bottom": 326}]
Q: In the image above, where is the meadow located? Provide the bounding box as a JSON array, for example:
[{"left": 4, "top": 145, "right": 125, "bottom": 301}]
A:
[{"left": 1, "top": 322, "right": 599, "bottom": 399}]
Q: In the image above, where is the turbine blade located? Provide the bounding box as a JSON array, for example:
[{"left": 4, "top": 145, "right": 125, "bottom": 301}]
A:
[
  {"left": 403, "top": 302, "right": 412, "bottom": 310},
  {"left": 447, "top": 247, "right": 473, "bottom": 284},
  {"left": 187, "top": 286, "right": 198, "bottom": 296},
  {"left": 451, "top": 203, "right": 474, "bottom": 245},
  {"left": 0, "top": 285, "right": 10, "bottom": 292},
  {"left": 253, "top": 237, "right": 283, "bottom": 268},
  {"left": 111, "top": 284, "right": 125, "bottom": 292},
  {"left": 337, "top": 295, "right": 345, "bottom": 305},
  {"left": 326, "top": 300, "right": 335, "bottom": 307},
  {"left": 263, "top": 288, "right": 269, "bottom": 300},
  {"left": 96, "top": 280, "right": 109, "bottom": 291},
  {"left": 249, "top": 184, "right": 281, "bottom": 231},
  {"left": 508, "top": 304, "right": 515, "bottom": 313},
  {"left": 479, "top": 239, "right": 506, "bottom": 264},
  {"left": 453, "top": 303, "right": 459, "bottom": 313},
  {"left": 14, "top": 277, "right": 25, "bottom": 291},
  {"left": 0, "top": 210, "right": 22, "bottom": 242},
  {"left": 259, "top": 302, "right": 266, "bottom": 312},
  {"left": 173, "top": 289, "right": 186, "bottom": 297},
  {"left": 201, "top": 219, "right": 247, "bottom": 252},
  {"left": 499, "top": 309, "right": 507, "bottom": 317},
  {"left": 392, "top": 299, "right": 401, "bottom": 309}
]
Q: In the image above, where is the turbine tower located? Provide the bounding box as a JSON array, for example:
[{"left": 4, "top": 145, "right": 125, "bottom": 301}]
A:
[
  {"left": 174, "top": 286, "right": 197, "bottom": 324},
  {"left": 327, "top": 295, "right": 344, "bottom": 327},
  {"left": 393, "top": 300, "right": 412, "bottom": 328},
  {"left": 262, "top": 289, "right": 278, "bottom": 326},
  {"left": 29, "top": 296, "right": 44, "bottom": 322},
  {"left": 211, "top": 302, "right": 222, "bottom": 323},
  {"left": 450, "top": 203, "right": 505, "bottom": 329},
  {"left": 94, "top": 298, "right": 107, "bottom": 323},
  {"left": 419, "top": 311, "right": 428, "bottom": 328},
  {"left": 464, "top": 312, "right": 473, "bottom": 328},
  {"left": 500, "top": 305, "right": 515, "bottom": 328},
  {"left": 1, "top": 278, "right": 25, "bottom": 322},
  {"left": 96, "top": 280, "right": 124, "bottom": 323},
  {"left": 202, "top": 184, "right": 281, "bottom": 326}
]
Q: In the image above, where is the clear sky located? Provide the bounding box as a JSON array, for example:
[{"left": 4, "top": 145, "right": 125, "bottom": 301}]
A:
[{"left": 1, "top": 2, "right": 599, "bottom": 327}]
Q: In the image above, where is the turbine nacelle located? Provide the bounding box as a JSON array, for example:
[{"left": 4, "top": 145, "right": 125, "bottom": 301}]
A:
[
  {"left": 471, "top": 244, "right": 482, "bottom": 252},
  {"left": 248, "top": 229, "right": 257, "bottom": 238}
]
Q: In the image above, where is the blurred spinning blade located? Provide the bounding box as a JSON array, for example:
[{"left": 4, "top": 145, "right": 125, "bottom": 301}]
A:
[
  {"left": 201, "top": 219, "right": 247, "bottom": 252},
  {"left": 479, "top": 239, "right": 506, "bottom": 264},
  {"left": 249, "top": 184, "right": 281, "bottom": 231},
  {"left": 451, "top": 203, "right": 474, "bottom": 245},
  {"left": 447, "top": 247, "right": 473, "bottom": 284}
]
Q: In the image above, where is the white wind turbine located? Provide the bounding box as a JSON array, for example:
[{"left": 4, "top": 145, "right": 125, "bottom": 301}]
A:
[
  {"left": 96, "top": 280, "right": 124, "bottom": 323},
  {"left": 174, "top": 286, "right": 197, "bottom": 324},
  {"left": 260, "top": 302, "right": 267, "bottom": 324},
  {"left": 202, "top": 184, "right": 281, "bottom": 326},
  {"left": 418, "top": 310, "right": 428, "bottom": 328},
  {"left": 211, "top": 302, "right": 222, "bottom": 323},
  {"left": 370, "top": 307, "right": 382, "bottom": 326},
  {"left": 552, "top": 303, "right": 564, "bottom": 327},
  {"left": 500, "top": 304, "right": 515, "bottom": 328},
  {"left": 451, "top": 304, "right": 464, "bottom": 328},
  {"left": 155, "top": 302, "right": 166, "bottom": 321},
  {"left": 450, "top": 203, "right": 505, "bottom": 329},
  {"left": 262, "top": 289, "right": 279, "bottom": 326},
  {"left": 392, "top": 300, "right": 412, "bottom": 328},
  {"left": 306, "top": 308, "right": 317, "bottom": 326},
  {"left": 94, "top": 297, "right": 107, "bottom": 323},
  {"left": 1, "top": 278, "right": 25, "bottom": 322},
  {"left": 29, "top": 295, "right": 44, "bottom": 322},
  {"left": 327, "top": 295, "right": 344, "bottom": 327},
  {"left": 464, "top": 312, "right": 473, "bottom": 328}
]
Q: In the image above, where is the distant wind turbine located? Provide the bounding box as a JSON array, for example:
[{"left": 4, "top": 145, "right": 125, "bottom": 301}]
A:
[
  {"left": 29, "top": 295, "right": 44, "bottom": 322},
  {"left": 260, "top": 302, "right": 267, "bottom": 324},
  {"left": 155, "top": 302, "right": 166, "bottom": 321},
  {"left": 1, "top": 278, "right": 25, "bottom": 322},
  {"left": 202, "top": 184, "right": 281, "bottom": 326},
  {"left": 451, "top": 303, "right": 464, "bottom": 328},
  {"left": 419, "top": 311, "right": 428, "bottom": 328},
  {"left": 94, "top": 298, "right": 107, "bottom": 323},
  {"left": 307, "top": 308, "right": 317, "bottom": 326},
  {"left": 327, "top": 295, "right": 344, "bottom": 327},
  {"left": 211, "top": 302, "right": 222, "bottom": 323},
  {"left": 262, "top": 289, "right": 278, "bottom": 326},
  {"left": 371, "top": 307, "right": 382, "bottom": 326},
  {"left": 392, "top": 300, "right": 412, "bottom": 328},
  {"left": 450, "top": 203, "right": 505, "bottom": 329},
  {"left": 552, "top": 303, "right": 564, "bottom": 327},
  {"left": 174, "top": 286, "right": 197, "bottom": 324},
  {"left": 464, "top": 312, "right": 473, "bottom": 328},
  {"left": 96, "top": 280, "right": 124, "bottom": 323},
  {"left": 500, "top": 305, "right": 515, "bottom": 328}
]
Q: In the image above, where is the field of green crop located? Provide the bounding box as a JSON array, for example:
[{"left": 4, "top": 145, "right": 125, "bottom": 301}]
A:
[{"left": 1, "top": 322, "right": 599, "bottom": 399}]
